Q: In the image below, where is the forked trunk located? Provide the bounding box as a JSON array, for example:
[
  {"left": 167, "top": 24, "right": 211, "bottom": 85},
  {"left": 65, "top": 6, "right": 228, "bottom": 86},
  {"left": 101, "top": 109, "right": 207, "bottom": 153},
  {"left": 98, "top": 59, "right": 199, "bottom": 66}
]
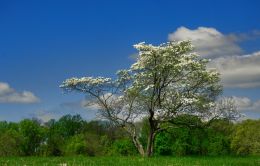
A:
[
  {"left": 145, "top": 111, "right": 156, "bottom": 157},
  {"left": 145, "top": 130, "right": 155, "bottom": 157},
  {"left": 132, "top": 135, "right": 145, "bottom": 156}
]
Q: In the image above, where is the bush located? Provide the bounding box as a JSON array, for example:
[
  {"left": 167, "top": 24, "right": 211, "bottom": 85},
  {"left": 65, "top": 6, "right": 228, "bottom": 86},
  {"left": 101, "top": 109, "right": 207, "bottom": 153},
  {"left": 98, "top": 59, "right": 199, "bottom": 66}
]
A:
[{"left": 112, "top": 139, "right": 137, "bottom": 156}]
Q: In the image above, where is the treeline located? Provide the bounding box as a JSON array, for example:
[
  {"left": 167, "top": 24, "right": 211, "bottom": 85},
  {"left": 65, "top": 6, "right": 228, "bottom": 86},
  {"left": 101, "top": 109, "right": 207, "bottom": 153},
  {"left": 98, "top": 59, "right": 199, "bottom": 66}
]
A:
[{"left": 0, "top": 114, "right": 259, "bottom": 157}]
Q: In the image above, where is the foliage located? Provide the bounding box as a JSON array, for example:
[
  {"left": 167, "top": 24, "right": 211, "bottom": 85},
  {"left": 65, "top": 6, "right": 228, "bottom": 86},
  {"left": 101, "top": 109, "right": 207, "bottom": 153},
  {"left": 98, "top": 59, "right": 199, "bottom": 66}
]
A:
[
  {"left": 206, "top": 119, "right": 233, "bottom": 156},
  {"left": 55, "top": 114, "right": 85, "bottom": 139},
  {"left": 19, "top": 119, "right": 45, "bottom": 156},
  {"left": 42, "top": 119, "right": 64, "bottom": 156},
  {"left": 63, "top": 134, "right": 87, "bottom": 156},
  {"left": 231, "top": 119, "right": 260, "bottom": 155},
  {"left": 0, "top": 129, "right": 23, "bottom": 156},
  {"left": 0, "top": 115, "right": 259, "bottom": 157},
  {"left": 112, "top": 139, "right": 137, "bottom": 156},
  {"left": 154, "top": 118, "right": 234, "bottom": 156}
]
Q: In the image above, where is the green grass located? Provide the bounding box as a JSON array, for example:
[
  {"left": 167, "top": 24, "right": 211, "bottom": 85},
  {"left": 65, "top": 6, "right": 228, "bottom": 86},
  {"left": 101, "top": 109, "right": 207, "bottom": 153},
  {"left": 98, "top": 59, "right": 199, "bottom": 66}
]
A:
[{"left": 0, "top": 156, "right": 259, "bottom": 166}]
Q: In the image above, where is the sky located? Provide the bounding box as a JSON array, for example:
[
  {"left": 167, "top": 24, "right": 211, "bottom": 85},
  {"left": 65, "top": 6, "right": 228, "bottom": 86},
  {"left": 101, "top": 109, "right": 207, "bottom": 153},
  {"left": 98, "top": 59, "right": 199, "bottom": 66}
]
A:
[{"left": 1, "top": 0, "right": 260, "bottom": 122}]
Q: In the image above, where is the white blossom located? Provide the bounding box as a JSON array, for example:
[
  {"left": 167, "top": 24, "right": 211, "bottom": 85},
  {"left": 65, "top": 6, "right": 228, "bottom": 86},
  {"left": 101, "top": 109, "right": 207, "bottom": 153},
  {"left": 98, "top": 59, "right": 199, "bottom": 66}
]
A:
[
  {"left": 182, "top": 98, "right": 198, "bottom": 105},
  {"left": 60, "top": 76, "right": 112, "bottom": 88}
]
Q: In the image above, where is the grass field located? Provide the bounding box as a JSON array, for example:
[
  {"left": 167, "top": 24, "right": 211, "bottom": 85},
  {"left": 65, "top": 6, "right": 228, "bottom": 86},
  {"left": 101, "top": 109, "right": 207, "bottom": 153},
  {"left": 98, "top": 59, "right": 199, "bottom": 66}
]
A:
[{"left": 0, "top": 156, "right": 259, "bottom": 166}]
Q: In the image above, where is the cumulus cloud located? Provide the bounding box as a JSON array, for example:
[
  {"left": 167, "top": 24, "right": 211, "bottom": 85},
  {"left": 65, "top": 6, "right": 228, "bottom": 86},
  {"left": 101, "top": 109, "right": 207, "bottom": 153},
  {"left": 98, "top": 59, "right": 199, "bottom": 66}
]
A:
[
  {"left": 168, "top": 26, "right": 260, "bottom": 88},
  {"left": 208, "top": 51, "right": 260, "bottom": 88},
  {"left": 232, "top": 96, "right": 260, "bottom": 113},
  {"left": 0, "top": 82, "right": 40, "bottom": 104},
  {"left": 168, "top": 26, "right": 242, "bottom": 58}
]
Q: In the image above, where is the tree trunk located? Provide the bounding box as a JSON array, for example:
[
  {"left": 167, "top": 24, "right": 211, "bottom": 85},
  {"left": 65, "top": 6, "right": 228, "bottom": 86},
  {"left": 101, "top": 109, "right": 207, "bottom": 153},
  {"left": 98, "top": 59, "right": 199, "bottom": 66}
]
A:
[
  {"left": 124, "top": 125, "right": 145, "bottom": 157},
  {"left": 145, "top": 130, "right": 155, "bottom": 157},
  {"left": 146, "top": 114, "right": 157, "bottom": 157},
  {"left": 132, "top": 135, "right": 145, "bottom": 156}
]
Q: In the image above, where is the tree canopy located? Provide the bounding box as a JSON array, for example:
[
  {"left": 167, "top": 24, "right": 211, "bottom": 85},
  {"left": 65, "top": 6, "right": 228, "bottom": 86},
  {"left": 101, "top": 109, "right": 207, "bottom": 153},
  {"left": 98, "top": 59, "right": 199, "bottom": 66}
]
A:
[{"left": 0, "top": 115, "right": 257, "bottom": 157}]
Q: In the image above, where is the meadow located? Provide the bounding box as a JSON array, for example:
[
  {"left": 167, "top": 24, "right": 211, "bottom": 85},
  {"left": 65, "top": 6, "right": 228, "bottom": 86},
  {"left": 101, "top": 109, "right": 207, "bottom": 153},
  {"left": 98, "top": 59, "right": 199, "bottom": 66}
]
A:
[{"left": 0, "top": 156, "right": 259, "bottom": 166}]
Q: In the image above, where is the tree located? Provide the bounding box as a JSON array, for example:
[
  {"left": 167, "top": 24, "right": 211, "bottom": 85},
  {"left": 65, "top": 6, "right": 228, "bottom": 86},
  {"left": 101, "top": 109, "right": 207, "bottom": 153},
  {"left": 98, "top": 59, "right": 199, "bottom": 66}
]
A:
[
  {"left": 60, "top": 41, "right": 232, "bottom": 157},
  {"left": 0, "top": 129, "right": 23, "bottom": 156},
  {"left": 43, "top": 119, "right": 64, "bottom": 156},
  {"left": 63, "top": 134, "right": 87, "bottom": 156},
  {"left": 55, "top": 114, "right": 85, "bottom": 139},
  {"left": 19, "top": 119, "right": 45, "bottom": 156},
  {"left": 231, "top": 119, "right": 260, "bottom": 155}
]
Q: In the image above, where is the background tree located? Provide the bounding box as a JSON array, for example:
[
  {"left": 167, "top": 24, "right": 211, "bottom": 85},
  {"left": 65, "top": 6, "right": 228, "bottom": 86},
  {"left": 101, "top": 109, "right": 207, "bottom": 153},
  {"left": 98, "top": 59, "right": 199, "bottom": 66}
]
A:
[
  {"left": 231, "top": 119, "right": 260, "bottom": 155},
  {"left": 19, "top": 119, "right": 45, "bottom": 156},
  {"left": 0, "top": 115, "right": 257, "bottom": 157},
  {"left": 55, "top": 114, "right": 85, "bottom": 139},
  {"left": 60, "top": 41, "right": 238, "bottom": 157},
  {"left": 42, "top": 119, "right": 64, "bottom": 156},
  {"left": 63, "top": 134, "right": 88, "bottom": 156},
  {"left": 205, "top": 119, "right": 233, "bottom": 156},
  {"left": 0, "top": 129, "right": 23, "bottom": 156}
]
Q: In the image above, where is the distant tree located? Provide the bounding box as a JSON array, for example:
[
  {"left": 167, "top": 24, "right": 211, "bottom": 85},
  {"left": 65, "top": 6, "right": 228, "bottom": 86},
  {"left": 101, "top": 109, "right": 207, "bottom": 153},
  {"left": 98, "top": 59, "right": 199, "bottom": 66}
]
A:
[
  {"left": 19, "top": 119, "right": 45, "bottom": 156},
  {"left": 63, "top": 134, "right": 87, "bottom": 156},
  {"left": 43, "top": 119, "right": 64, "bottom": 156},
  {"left": 0, "top": 129, "right": 23, "bottom": 156},
  {"left": 0, "top": 121, "right": 9, "bottom": 133},
  {"left": 60, "top": 41, "right": 239, "bottom": 157},
  {"left": 205, "top": 97, "right": 242, "bottom": 124},
  {"left": 56, "top": 114, "right": 85, "bottom": 139},
  {"left": 231, "top": 119, "right": 260, "bottom": 155},
  {"left": 0, "top": 121, "right": 19, "bottom": 133},
  {"left": 83, "top": 121, "right": 106, "bottom": 136},
  {"left": 205, "top": 119, "right": 233, "bottom": 156}
]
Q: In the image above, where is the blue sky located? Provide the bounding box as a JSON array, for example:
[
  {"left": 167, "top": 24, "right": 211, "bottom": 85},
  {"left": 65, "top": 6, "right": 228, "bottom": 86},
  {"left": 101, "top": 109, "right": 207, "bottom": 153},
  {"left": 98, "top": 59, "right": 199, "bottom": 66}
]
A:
[{"left": 1, "top": 0, "right": 260, "bottom": 122}]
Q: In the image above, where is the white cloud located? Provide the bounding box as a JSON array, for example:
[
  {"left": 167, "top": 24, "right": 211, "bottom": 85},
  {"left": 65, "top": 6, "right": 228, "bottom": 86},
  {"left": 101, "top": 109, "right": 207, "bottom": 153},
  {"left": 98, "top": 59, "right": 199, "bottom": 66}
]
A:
[
  {"left": 0, "top": 82, "right": 40, "bottom": 104},
  {"left": 232, "top": 96, "right": 260, "bottom": 113},
  {"left": 168, "top": 26, "right": 260, "bottom": 88},
  {"left": 208, "top": 51, "right": 260, "bottom": 88},
  {"left": 168, "top": 26, "right": 242, "bottom": 58},
  {"left": 232, "top": 96, "right": 252, "bottom": 109}
]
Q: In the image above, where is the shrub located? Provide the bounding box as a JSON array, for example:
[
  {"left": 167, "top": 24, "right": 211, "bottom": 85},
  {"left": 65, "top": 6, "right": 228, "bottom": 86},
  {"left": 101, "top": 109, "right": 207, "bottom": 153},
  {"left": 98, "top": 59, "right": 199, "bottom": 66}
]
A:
[{"left": 112, "top": 139, "right": 137, "bottom": 156}]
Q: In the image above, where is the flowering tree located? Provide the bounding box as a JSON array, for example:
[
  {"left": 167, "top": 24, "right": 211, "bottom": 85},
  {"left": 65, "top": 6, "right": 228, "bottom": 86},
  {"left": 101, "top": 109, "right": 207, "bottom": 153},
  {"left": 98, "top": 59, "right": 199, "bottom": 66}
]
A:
[{"left": 60, "top": 41, "right": 236, "bottom": 157}]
